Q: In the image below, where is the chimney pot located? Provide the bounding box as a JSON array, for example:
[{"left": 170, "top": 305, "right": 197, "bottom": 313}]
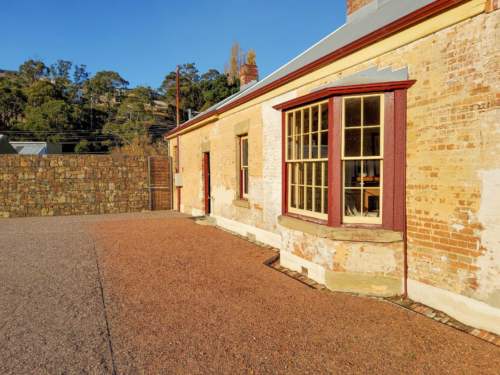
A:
[{"left": 346, "top": 0, "right": 375, "bottom": 16}]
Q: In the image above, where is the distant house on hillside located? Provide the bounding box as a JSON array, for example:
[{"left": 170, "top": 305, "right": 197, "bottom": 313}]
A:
[
  {"left": 0, "top": 69, "right": 16, "bottom": 78},
  {"left": 0, "top": 135, "right": 17, "bottom": 154},
  {"left": 9, "top": 141, "right": 62, "bottom": 155}
]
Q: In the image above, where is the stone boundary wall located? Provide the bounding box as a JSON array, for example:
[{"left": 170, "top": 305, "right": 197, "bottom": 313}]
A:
[{"left": 0, "top": 155, "right": 159, "bottom": 218}]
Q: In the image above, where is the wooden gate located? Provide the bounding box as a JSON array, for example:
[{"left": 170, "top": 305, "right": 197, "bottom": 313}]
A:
[{"left": 148, "top": 156, "right": 172, "bottom": 210}]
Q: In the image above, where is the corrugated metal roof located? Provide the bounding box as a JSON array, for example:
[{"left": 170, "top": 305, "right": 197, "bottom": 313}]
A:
[
  {"left": 10, "top": 142, "right": 48, "bottom": 155},
  {"left": 182, "top": 0, "right": 434, "bottom": 125}
]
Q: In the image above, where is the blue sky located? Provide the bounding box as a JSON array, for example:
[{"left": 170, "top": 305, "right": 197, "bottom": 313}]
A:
[{"left": 1, "top": 0, "right": 346, "bottom": 88}]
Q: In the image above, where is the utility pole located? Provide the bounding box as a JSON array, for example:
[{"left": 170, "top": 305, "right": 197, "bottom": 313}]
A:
[{"left": 176, "top": 65, "right": 180, "bottom": 127}]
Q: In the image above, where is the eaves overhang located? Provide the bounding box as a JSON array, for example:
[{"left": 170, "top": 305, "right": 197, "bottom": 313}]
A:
[{"left": 165, "top": 112, "right": 219, "bottom": 139}]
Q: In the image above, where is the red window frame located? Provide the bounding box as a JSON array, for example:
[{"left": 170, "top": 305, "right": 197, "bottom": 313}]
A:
[
  {"left": 277, "top": 80, "right": 415, "bottom": 231},
  {"left": 239, "top": 135, "right": 249, "bottom": 199}
]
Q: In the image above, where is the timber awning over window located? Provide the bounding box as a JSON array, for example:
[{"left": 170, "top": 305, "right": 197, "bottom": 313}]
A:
[{"left": 274, "top": 67, "right": 415, "bottom": 112}]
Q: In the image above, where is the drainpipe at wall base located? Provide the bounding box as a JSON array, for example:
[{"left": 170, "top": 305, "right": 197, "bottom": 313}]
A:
[
  {"left": 403, "top": 220, "right": 408, "bottom": 298},
  {"left": 403, "top": 100, "right": 408, "bottom": 298}
]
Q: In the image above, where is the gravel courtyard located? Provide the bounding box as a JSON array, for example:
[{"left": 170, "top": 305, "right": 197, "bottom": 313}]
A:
[{"left": 1, "top": 212, "right": 499, "bottom": 374}]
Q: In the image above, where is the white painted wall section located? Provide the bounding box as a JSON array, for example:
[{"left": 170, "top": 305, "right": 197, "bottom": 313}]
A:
[
  {"left": 280, "top": 251, "right": 327, "bottom": 285},
  {"left": 211, "top": 214, "right": 281, "bottom": 249},
  {"left": 261, "top": 91, "right": 297, "bottom": 232},
  {"left": 408, "top": 279, "right": 500, "bottom": 335}
]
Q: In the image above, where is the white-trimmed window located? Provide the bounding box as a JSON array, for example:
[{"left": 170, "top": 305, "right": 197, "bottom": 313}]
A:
[
  {"left": 285, "top": 101, "right": 329, "bottom": 219},
  {"left": 239, "top": 135, "right": 249, "bottom": 198},
  {"left": 342, "top": 94, "right": 384, "bottom": 224}
]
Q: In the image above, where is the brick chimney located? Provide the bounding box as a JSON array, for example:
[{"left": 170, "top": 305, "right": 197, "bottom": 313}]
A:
[
  {"left": 347, "top": 0, "right": 375, "bottom": 16},
  {"left": 239, "top": 63, "right": 259, "bottom": 86}
]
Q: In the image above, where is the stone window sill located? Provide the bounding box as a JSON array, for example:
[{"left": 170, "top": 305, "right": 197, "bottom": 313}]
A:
[
  {"left": 278, "top": 215, "right": 403, "bottom": 243},
  {"left": 233, "top": 199, "right": 250, "bottom": 209}
]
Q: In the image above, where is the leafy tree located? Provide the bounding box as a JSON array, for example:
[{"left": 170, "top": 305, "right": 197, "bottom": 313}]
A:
[
  {"left": 73, "top": 64, "right": 89, "bottom": 86},
  {"left": 21, "top": 100, "right": 74, "bottom": 142},
  {"left": 103, "top": 86, "right": 155, "bottom": 145},
  {"left": 74, "top": 139, "right": 90, "bottom": 153},
  {"left": 19, "top": 60, "right": 48, "bottom": 85},
  {"left": 82, "top": 71, "right": 129, "bottom": 131},
  {"left": 49, "top": 60, "right": 73, "bottom": 80},
  {"left": 84, "top": 71, "right": 129, "bottom": 104},
  {"left": 199, "top": 69, "right": 239, "bottom": 110},
  {"left": 161, "top": 63, "right": 201, "bottom": 123},
  {"left": 25, "top": 80, "right": 61, "bottom": 107},
  {"left": 225, "top": 42, "right": 243, "bottom": 85},
  {"left": 160, "top": 63, "right": 238, "bottom": 122},
  {"left": 0, "top": 77, "right": 26, "bottom": 130}
]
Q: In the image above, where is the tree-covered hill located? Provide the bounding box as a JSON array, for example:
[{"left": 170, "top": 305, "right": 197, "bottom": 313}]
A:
[{"left": 0, "top": 59, "right": 240, "bottom": 153}]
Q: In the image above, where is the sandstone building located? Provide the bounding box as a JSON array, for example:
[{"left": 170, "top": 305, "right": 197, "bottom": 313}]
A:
[{"left": 166, "top": 0, "right": 500, "bottom": 335}]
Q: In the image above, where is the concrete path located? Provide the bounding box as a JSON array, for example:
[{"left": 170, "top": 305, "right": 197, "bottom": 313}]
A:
[{"left": 0, "top": 212, "right": 499, "bottom": 374}]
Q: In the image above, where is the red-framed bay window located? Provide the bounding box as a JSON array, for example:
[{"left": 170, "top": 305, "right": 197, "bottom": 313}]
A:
[{"left": 276, "top": 80, "right": 415, "bottom": 231}]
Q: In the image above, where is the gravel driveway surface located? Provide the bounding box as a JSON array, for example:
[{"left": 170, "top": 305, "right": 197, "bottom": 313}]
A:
[{"left": 1, "top": 212, "right": 499, "bottom": 374}]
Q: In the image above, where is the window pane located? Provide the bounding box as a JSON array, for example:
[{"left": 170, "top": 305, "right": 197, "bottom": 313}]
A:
[
  {"left": 305, "top": 163, "right": 312, "bottom": 186},
  {"left": 287, "top": 136, "right": 293, "bottom": 160},
  {"left": 298, "top": 186, "right": 304, "bottom": 209},
  {"left": 312, "top": 106, "right": 319, "bottom": 132},
  {"left": 294, "top": 133, "right": 300, "bottom": 159},
  {"left": 345, "top": 189, "right": 362, "bottom": 217},
  {"left": 321, "top": 103, "right": 328, "bottom": 131},
  {"left": 363, "top": 189, "right": 380, "bottom": 217},
  {"left": 243, "top": 168, "right": 249, "bottom": 194},
  {"left": 294, "top": 110, "right": 302, "bottom": 135},
  {"left": 303, "top": 108, "right": 310, "bottom": 133},
  {"left": 297, "top": 163, "right": 304, "bottom": 185},
  {"left": 363, "top": 127, "right": 380, "bottom": 156},
  {"left": 294, "top": 112, "right": 301, "bottom": 159},
  {"left": 290, "top": 183, "right": 296, "bottom": 208},
  {"left": 363, "top": 96, "right": 381, "bottom": 126},
  {"left": 314, "top": 187, "right": 322, "bottom": 212},
  {"left": 287, "top": 112, "right": 293, "bottom": 136},
  {"left": 320, "top": 131, "right": 328, "bottom": 158},
  {"left": 345, "top": 98, "right": 361, "bottom": 127},
  {"left": 311, "top": 132, "right": 319, "bottom": 159},
  {"left": 242, "top": 139, "right": 248, "bottom": 166},
  {"left": 363, "top": 160, "right": 381, "bottom": 187},
  {"left": 323, "top": 188, "right": 328, "bottom": 214},
  {"left": 314, "top": 162, "right": 322, "bottom": 186},
  {"left": 344, "top": 160, "right": 362, "bottom": 187},
  {"left": 344, "top": 128, "right": 361, "bottom": 157},
  {"left": 323, "top": 162, "right": 328, "bottom": 187},
  {"left": 306, "top": 187, "right": 313, "bottom": 210},
  {"left": 303, "top": 133, "right": 310, "bottom": 159}
]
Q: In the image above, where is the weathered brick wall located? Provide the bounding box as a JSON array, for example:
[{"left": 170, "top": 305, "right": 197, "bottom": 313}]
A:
[
  {"left": 403, "top": 10, "right": 499, "bottom": 308},
  {"left": 0, "top": 155, "right": 158, "bottom": 218}
]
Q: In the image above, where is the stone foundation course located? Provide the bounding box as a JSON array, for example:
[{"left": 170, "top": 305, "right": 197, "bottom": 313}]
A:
[{"left": 0, "top": 155, "right": 161, "bottom": 218}]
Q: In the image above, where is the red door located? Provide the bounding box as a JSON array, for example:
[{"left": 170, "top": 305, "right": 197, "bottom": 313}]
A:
[{"left": 203, "top": 153, "right": 211, "bottom": 215}]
